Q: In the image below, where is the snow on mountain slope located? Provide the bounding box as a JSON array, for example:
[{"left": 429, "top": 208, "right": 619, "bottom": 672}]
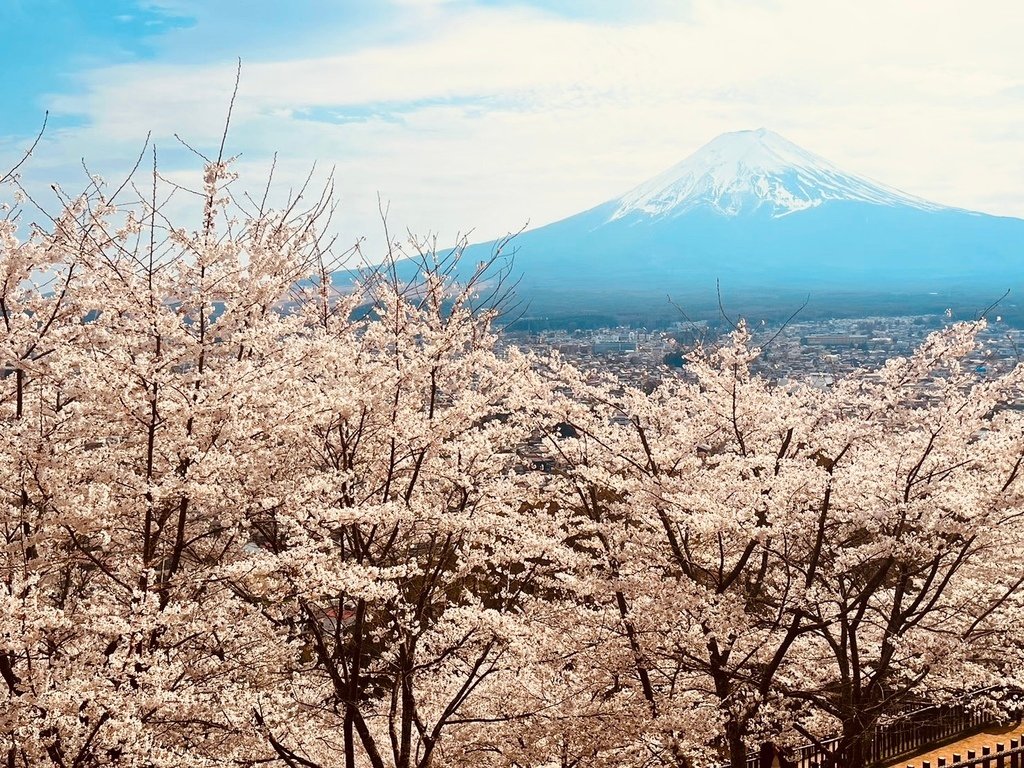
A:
[
  {"left": 611, "top": 128, "right": 950, "bottom": 220},
  {"left": 385, "top": 127, "right": 1024, "bottom": 318}
]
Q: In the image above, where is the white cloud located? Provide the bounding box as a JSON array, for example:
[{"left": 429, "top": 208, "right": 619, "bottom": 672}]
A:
[{"left": 9, "top": 0, "right": 1024, "bottom": 257}]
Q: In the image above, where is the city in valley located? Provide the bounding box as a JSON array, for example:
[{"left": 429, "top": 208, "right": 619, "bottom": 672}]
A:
[{"left": 505, "top": 313, "right": 1024, "bottom": 389}]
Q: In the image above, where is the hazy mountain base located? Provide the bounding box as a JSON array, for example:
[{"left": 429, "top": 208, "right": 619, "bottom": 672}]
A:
[
  {"left": 507, "top": 286, "right": 1022, "bottom": 331},
  {"left": 360, "top": 258, "right": 1022, "bottom": 331},
  {"left": 438, "top": 200, "right": 1024, "bottom": 329},
  {"left": 514, "top": 204, "right": 1020, "bottom": 280}
]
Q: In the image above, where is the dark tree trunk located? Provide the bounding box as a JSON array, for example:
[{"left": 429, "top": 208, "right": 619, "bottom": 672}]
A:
[
  {"left": 832, "top": 715, "right": 872, "bottom": 768},
  {"left": 725, "top": 717, "right": 747, "bottom": 768}
]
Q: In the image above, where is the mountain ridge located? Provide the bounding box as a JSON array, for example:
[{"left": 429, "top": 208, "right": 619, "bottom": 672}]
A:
[
  {"left": 610, "top": 128, "right": 951, "bottom": 220},
  {"left": 385, "top": 129, "right": 1024, "bottom": 322}
]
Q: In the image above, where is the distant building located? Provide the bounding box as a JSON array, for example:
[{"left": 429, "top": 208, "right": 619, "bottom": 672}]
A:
[{"left": 802, "top": 334, "right": 871, "bottom": 347}]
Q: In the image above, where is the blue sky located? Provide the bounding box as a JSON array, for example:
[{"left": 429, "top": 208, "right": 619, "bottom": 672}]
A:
[{"left": 3, "top": 0, "right": 1024, "bottom": 252}]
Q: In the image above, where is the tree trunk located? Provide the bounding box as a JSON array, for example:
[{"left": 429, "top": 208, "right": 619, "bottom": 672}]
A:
[
  {"left": 726, "top": 717, "right": 747, "bottom": 768},
  {"left": 833, "top": 716, "right": 871, "bottom": 768}
]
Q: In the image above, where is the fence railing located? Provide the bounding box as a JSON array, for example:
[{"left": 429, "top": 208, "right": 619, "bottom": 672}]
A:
[
  {"left": 910, "top": 739, "right": 1024, "bottom": 768},
  {"left": 728, "top": 687, "right": 1007, "bottom": 768},
  {"left": 868, "top": 699, "right": 997, "bottom": 767}
]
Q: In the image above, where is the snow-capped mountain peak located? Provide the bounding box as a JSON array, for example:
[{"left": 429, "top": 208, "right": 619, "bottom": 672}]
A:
[{"left": 611, "top": 128, "right": 947, "bottom": 220}]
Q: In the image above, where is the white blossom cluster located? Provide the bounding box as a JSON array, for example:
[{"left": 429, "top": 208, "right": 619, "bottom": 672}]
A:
[{"left": 2, "top": 159, "right": 1023, "bottom": 768}]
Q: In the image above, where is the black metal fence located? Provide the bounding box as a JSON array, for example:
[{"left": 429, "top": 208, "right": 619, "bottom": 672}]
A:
[
  {"left": 727, "top": 688, "right": 1009, "bottom": 768},
  {"left": 914, "top": 740, "right": 1024, "bottom": 768},
  {"left": 868, "top": 699, "right": 997, "bottom": 767}
]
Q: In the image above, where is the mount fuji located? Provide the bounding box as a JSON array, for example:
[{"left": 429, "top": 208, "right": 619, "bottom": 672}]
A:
[
  {"left": 456, "top": 129, "right": 1024, "bottom": 322},
  {"left": 609, "top": 128, "right": 944, "bottom": 219}
]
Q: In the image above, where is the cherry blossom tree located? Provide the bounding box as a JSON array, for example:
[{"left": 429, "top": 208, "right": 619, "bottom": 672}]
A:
[
  {"left": 533, "top": 321, "right": 1024, "bottom": 768},
  {"left": 774, "top": 322, "right": 1024, "bottom": 767},
  {"left": 529, "top": 328, "right": 834, "bottom": 768},
  {"left": 222, "top": 247, "right": 595, "bottom": 768},
  {"left": 0, "top": 141, "right": 584, "bottom": 766},
  {"left": 3, "top": 133, "right": 1024, "bottom": 768},
  {"left": 1, "top": 144, "right": 345, "bottom": 765}
]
